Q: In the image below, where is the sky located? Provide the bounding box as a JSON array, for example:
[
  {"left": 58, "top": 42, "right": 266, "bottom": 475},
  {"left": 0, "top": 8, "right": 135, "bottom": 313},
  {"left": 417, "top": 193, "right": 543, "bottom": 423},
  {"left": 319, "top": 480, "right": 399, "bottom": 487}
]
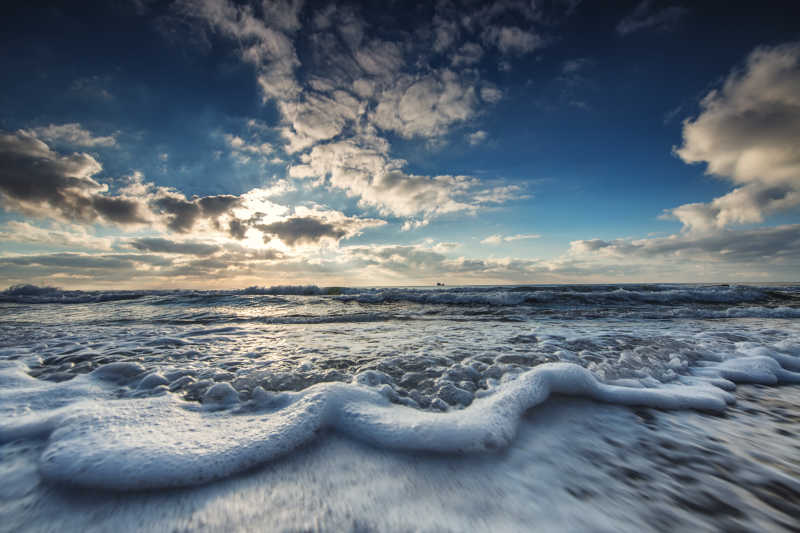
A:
[{"left": 1, "top": 0, "right": 799, "bottom": 289}]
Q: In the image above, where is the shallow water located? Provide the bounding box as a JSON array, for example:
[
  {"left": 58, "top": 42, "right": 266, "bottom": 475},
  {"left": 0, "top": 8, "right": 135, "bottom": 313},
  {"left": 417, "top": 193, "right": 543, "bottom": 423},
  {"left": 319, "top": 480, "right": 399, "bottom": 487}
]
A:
[{"left": 1, "top": 283, "right": 799, "bottom": 531}]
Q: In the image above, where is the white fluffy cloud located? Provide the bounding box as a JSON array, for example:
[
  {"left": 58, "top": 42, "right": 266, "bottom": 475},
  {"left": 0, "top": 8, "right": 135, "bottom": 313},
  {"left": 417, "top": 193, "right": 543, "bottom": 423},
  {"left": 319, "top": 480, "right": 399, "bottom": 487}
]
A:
[
  {"left": 182, "top": 0, "right": 303, "bottom": 100},
  {"left": 482, "top": 25, "right": 543, "bottom": 55},
  {"left": 371, "top": 70, "right": 479, "bottom": 139},
  {"left": 223, "top": 133, "right": 274, "bottom": 164},
  {"left": 279, "top": 90, "right": 362, "bottom": 153},
  {"left": 467, "top": 130, "right": 488, "bottom": 145},
  {"left": 481, "top": 233, "right": 541, "bottom": 245},
  {"left": 0, "top": 221, "right": 114, "bottom": 251},
  {"left": 33, "top": 123, "right": 117, "bottom": 147},
  {"left": 289, "top": 138, "right": 475, "bottom": 217},
  {"left": 180, "top": 0, "right": 545, "bottom": 224},
  {"left": 473, "top": 185, "right": 528, "bottom": 204},
  {"left": 667, "top": 42, "right": 800, "bottom": 231}
]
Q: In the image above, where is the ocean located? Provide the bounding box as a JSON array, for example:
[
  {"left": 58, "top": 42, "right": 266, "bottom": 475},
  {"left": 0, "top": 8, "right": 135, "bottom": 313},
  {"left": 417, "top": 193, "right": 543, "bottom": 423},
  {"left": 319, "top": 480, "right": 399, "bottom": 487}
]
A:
[{"left": 1, "top": 283, "right": 799, "bottom": 532}]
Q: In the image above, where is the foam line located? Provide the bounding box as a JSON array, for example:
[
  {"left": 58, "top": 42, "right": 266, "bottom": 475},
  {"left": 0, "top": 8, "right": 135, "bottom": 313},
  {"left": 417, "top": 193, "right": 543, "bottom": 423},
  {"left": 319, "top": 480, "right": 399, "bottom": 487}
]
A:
[{"left": 0, "top": 362, "right": 744, "bottom": 491}]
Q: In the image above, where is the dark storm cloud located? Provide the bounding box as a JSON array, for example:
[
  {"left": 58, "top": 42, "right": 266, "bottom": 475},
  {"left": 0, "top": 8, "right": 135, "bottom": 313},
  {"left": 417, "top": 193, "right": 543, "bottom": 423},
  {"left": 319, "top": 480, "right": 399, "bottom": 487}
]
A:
[
  {"left": 0, "top": 130, "right": 149, "bottom": 225},
  {"left": 256, "top": 216, "right": 347, "bottom": 246},
  {"left": 92, "top": 196, "right": 149, "bottom": 225},
  {"left": 128, "top": 237, "right": 221, "bottom": 256},
  {"left": 152, "top": 193, "right": 245, "bottom": 233},
  {"left": 151, "top": 195, "right": 201, "bottom": 232},
  {"left": 228, "top": 218, "right": 248, "bottom": 240},
  {"left": 0, "top": 130, "right": 249, "bottom": 233},
  {"left": 197, "top": 195, "right": 242, "bottom": 217}
]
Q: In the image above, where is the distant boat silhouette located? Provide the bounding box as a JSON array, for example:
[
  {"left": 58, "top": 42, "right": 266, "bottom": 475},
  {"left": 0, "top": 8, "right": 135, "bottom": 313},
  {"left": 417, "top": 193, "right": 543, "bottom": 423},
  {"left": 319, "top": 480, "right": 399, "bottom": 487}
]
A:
[{"left": 436, "top": 282, "right": 445, "bottom": 286}]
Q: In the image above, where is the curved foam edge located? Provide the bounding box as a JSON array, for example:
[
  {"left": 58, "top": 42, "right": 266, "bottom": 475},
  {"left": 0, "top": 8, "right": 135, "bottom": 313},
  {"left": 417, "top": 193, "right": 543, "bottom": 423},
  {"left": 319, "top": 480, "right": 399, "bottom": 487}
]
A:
[{"left": 0, "top": 361, "right": 751, "bottom": 491}]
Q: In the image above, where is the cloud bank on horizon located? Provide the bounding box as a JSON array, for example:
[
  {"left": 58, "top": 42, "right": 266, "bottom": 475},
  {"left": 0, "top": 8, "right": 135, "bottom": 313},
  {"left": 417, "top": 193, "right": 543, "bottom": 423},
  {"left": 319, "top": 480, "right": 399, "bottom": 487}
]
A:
[{"left": 0, "top": 0, "right": 798, "bottom": 288}]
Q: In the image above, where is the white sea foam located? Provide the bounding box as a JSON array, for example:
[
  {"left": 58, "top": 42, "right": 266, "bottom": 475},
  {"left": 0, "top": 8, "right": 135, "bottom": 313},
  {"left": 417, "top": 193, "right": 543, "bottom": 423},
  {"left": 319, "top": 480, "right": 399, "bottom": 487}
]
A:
[
  {"left": 2, "top": 282, "right": 800, "bottom": 504},
  {"left": 5, "top": 350, "right": 800, "bottom": 491}
]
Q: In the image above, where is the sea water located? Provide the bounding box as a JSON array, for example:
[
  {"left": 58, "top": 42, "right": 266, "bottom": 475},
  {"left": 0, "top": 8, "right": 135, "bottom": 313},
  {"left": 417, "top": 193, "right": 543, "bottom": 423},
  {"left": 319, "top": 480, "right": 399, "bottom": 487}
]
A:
[{"left": 0, "top": 283, "right": 799, "bottom": 531}]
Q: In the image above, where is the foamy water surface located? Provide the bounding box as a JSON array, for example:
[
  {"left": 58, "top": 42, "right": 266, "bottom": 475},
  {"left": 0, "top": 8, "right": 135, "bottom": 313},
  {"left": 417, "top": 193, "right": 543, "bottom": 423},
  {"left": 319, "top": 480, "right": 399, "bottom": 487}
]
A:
[{"left": 1, "top": 283, "right": 799, "bottom": 531}]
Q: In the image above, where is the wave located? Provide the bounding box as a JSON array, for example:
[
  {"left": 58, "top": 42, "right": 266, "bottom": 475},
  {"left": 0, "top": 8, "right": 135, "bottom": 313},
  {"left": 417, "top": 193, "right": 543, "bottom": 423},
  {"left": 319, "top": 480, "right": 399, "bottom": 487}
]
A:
[
  {"left": 238, "top": 285, "right": 350, "bottom": 296},
  {"left": 0, "top": 284, "right": 349, "bottom": 304},
  {"left": 668, "top": 306, "right": 800, "bottom": 319},
  {"left": 2, "top": 349, "right": 799, "bottom": 491},
  {"left": 0, "top": 284, "right": 147, "bottom": 304},
  {"left": 3, "top": 283, "right": 797, "bottom": 307},
  {"left": 336, "top": 285, "right": 791, "bottom": 306},
  {"left": 99, "top": 311, "right": 396, "bottom": 327}
]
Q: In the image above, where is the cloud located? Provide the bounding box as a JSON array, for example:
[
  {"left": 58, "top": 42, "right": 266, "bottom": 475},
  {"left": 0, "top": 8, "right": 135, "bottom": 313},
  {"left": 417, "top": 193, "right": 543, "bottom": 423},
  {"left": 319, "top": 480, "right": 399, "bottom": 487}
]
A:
[
  {"left": 257, "top": 216, "right": 348, "bottom": 246},
  {"left": 259, "top": 0, "right": 305, "bottom": 32},
  {"left": 666, "top": 42, "right": 800, "bottom": 231},
  {"left": 255, "top": 209, "right": 385, "bottom": 247},
  {"left": 664, "top": 185, "right": 800, "bottom": 232},
  {"left": 33, "top": 123, "right": 117, "bottom": 147},
  {"left": 432, "top": 16, "right": 459, "bottom": 53},
  {"left": 5, "top": 223, "right": 796, "bottom": 289},
  {"left": 561, "top": 58, "right": 588, "bottom": 74},
  {"left": 616, "top": 1, "right": 688, "bottom": 36},
  {"left": 181, "top": 0, "right": 549, "bottom": 224},
  {"left": 451, "top": 42, "right": 484, "bottom": 67},
  {"left": 570, "top": 224, "right": 800, "bottom": 264},
  {"left": 0, "top": 221, "right": 114, "bottom": 251},
  {"left": 0, "top": 129, "right": 148, "bottom": 225},
  {"left": 0, "top": 131, "right": 386, "bottom": 250},
  {"left": 223, "top": 133, "right": 273, "bottom": 164},
  {"left": 467, "top": 130, "right": 488, "bottom": 145},
  {"left": 197, "top": 194, "right": 241, "bottom": 217},
  {"left": 128, "top": 237, "right": 221, "bottom": 256},
  {"left": 473, "top": 184, "right": 529, "bottom": 204},
  {"left": 180, "top": 0, "right": 303, "bottom": 101},
  {"left": 401, "top": 219, "right": 430, "bottom": 231},
  {"left": 481, "top": 233, "right": 541, "bottom": 244},
  {"left": 482, "top": 25, "right": 543, "bottom": 55},
  {"left": 338, "top": 241, "right": 597, "bottom": 283},
  {"left": 353, "top": 39, "right": 405, "bottom": 77},
  {"left": 371, "top": 70, "right": 479, "bottom": 139},
  {"left": 289, "top": 139, "right": 477, "bottom": 217},
  {"left": 290, "top": 138, "right": 526, "bottom": 219},
  {"left": 0, "top": 252, "right": 172, "bottom": 270},
  {"left": 279, "top": 90, "right": 362, "bottom": 152},
  {"left": 480, "top": 86, "right": 503, "bottom": 103},
  {"left": 69, "top": 75, "right": 113, "bottom": 101},
  {"left": 150, "top": 193, "right": 207, "bottom": 233}
]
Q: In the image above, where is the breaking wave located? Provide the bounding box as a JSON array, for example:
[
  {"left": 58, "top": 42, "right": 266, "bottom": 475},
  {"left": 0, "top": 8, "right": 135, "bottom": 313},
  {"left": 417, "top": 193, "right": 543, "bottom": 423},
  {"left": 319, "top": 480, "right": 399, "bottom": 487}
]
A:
[{"left": 3, "top": 283, "right": 797, "bottom": 307}]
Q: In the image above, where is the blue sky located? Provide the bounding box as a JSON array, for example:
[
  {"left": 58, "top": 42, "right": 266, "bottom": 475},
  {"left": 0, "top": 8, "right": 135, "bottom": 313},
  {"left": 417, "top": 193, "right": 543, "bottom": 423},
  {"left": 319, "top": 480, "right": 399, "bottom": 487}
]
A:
[{"left": 1, "top": 0, "right": 799, "bottom": 288}]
